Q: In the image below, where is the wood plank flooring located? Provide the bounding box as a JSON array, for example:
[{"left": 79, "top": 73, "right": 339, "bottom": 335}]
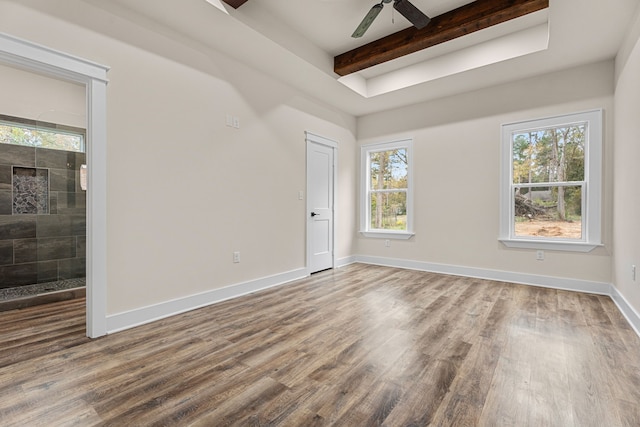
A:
[{"left": 1, "top": 263, "right": 639, "bottom": 426}]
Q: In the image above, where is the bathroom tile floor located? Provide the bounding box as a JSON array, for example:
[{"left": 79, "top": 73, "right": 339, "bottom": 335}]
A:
[
  {"left": 0, "top": 278, "right": 85, "bottom": 301},
  {"left": 0, "top": 278, "right": 85, "bottom": 311}
]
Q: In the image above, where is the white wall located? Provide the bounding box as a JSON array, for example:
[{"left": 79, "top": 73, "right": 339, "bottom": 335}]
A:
[
  {"left": 357, "top": 61, "right": 614, "bottom": 285},
  {"left": 0, "top": 63, "right": 85, "bottom": 127},
  {"left": 0, "top": 1, "right": 357, "bottom": 316},
  {"left": 613, "top": 10, "right": 640, "bottom": 315}
]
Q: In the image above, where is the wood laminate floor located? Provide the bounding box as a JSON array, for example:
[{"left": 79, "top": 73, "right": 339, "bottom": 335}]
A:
[{"left": 1, "top": 264, "right": 639, "bottom": 426}]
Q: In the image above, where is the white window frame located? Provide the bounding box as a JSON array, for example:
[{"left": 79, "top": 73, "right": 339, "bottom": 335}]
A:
[
  {"left": 360, "top": 139, "right": 414, "bottom": 239},
  {"left": 499, "top": 109, "right": 603, "bottom": 252}
]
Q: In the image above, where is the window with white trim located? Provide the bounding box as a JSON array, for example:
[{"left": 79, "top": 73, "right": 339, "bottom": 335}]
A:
[
  {"left": 361, "top": 139, "right": 414, "bottom": 239},
  {"left": 0, "top": 115, "right": 85, "bottom": 153},
  {"left": 499, "top": 110, "right": 602, "bottom": 252}
]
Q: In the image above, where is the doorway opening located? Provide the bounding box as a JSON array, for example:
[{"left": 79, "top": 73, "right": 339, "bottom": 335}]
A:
[
  {"left": 0, "top": 114, "right": 87, "bottom": 311},
  {"left": 0, "top": 32, "right": 109, "bottom": 337}
]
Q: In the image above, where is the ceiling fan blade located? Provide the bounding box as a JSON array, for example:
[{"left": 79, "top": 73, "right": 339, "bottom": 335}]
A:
[
  {"left": 393, "top": 0, "right": 431, "bottom": 29},
  {"left": 352, "top": 3, "right": 384, "bottom": 38}
]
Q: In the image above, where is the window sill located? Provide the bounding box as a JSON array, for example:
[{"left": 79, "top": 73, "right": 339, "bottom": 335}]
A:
[
  {"left": 499, "top": 238, "right": 603, "bottom": 253},
  {"left": 360, "top": 231, "right": 415, "bottom": 240}
]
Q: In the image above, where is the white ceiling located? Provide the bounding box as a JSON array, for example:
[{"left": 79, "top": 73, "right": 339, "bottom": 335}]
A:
[{"left": 98, "top": 0, "right": 638, "bottom": 116}]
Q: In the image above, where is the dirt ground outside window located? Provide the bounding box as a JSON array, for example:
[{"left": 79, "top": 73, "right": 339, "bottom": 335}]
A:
[{"left": 515, "top": 220, "right": 582, "bottom": 239}]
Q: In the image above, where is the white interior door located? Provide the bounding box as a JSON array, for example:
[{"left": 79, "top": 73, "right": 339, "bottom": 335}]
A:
[{"left": 307, "top": 137, "right": 335, "bottom": 273}]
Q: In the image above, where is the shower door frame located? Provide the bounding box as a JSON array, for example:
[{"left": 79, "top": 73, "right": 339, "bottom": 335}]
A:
[{"left": 0, "top": 32, "right": 109, "bottom": 338}]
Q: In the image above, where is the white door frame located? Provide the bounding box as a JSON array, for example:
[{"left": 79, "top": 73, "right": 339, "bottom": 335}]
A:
[
  {"left": 305, "top": 131, "right": 337, "bottom": 275},
  {"left": 0, "top": 33, "right": 109, "bottom": 338}
]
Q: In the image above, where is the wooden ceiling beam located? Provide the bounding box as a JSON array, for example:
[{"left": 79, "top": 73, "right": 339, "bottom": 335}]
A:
[
  {"left": 334, "top": 0, "right": 548, "bottom": 76},
  {"left": 222, "top": 0, "right": 248, "bottom": 9}
]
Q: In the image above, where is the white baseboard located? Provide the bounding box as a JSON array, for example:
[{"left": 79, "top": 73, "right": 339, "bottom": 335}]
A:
[
  {"left": 610, "top": 285, "right": 640, "bottom": 337},
  {"left": 336, "top": 256, "right": 357, "bottom": 268},
  {"left": 106, "top": 268, "right": 308, "bottom": 334},
  {"left": 354, "top": 255, "right": 611, "bottom": 295}
]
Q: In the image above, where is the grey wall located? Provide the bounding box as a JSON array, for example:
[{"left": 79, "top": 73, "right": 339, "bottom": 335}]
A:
[{"left": 0, "top": 144, "right": 85, "bottom": 289}]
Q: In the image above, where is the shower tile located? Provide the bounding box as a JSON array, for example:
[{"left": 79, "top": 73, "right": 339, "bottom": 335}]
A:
[
  {"left": 49, "top": 168, "right": 77, "bottom": 192},
  {"left": 0, "top": 144, "right": 35, "bottom": 167},
  {"left": 0, "top": 145, "right": 86, "bottom": 290},
  {"left": 14, "top": 239, "right": 38, "bottom": 263},
  {"left": 36, "top": 215, "right": 66, "bottom": 238},
  {"left": 0, "top": 216, "right": 37, "bottom": 240},
  {"left": 0, "top": 190, "right": 12, "bottom": 215},
  {"left": 37, "top": 237, "right": 76, "bottom": 261},
  {"left": 0, "top": 241, "right": 13, "bottom": 266},
  {"left": 0, "top": 263, "right": 38, "bottom": 288},
  {"left": 37, "top": 261, "right": 58, "bottom": 283},
  {"left": 36, "top": 150, "right": 85, "bottom": 179},
  {"left": 58, "top": 257, "right": 85, "bottom": 280},
  {"left": 56, "top": 192, "right": 86, "bottom": 214},
  {"left": 49, "top": 192, "right": 58, "bottom": 214},
  {"left": 76, "top": 236, "right": 86, "bottom": 257},
  {"left": 0, "top": 145, "right": 85, "bottom": 291},
  {"left": 35, "top": 148, "right": 83, "bottom": 169},
  {"left": 71, "top": 215, "right": 87, "bottom": 236},
  {"left": 36, "top": 215, "right": 85, "bottom": 238},
  {"left": 0, "top": 165, "right": 11, "bottom": 190}
]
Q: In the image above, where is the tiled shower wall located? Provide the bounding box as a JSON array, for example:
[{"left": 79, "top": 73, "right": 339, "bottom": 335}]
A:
[{"left": 0, "top": 144, "right": 85, "bottom": 289}]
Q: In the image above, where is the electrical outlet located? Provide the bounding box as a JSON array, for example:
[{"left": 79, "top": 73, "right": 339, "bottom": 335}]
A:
[
  {"left": 536, "top": 250, "right": 544, "bottom": 261},
  {"left": 233, "top": 251, "right": 240, "bottom": 263},
  {"left": 384, "top": 239, "right": 391, "bottom": 247}
]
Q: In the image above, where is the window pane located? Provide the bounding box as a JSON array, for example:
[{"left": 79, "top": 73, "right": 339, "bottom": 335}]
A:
[
  {"left": 370, "top": 191, "right": 407, "bottom": 230},
  {"left": 514, "top": 185, "right": 582, "bottom": 239},
  {"left": 0, "top": 122, "right": 84, "bottom": 153},
  {"left": 512, "top": 124, "right": 585, "bottom": 184},
  {"left": 370, "top": 149, "right": 408, "bottom": 190}
]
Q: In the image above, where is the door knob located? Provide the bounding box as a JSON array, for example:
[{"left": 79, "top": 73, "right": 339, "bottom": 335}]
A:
[{"left": 310, "top": 212, "right": 319, "bottom": 217}]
